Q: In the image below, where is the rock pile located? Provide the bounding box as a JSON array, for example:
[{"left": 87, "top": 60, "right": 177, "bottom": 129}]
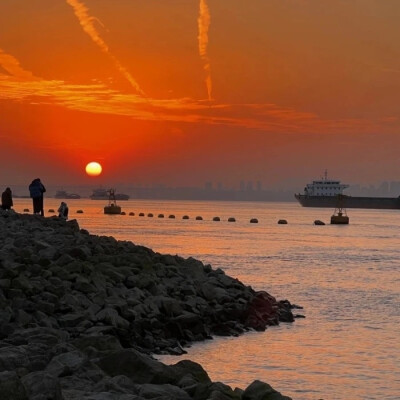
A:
[{"left": 0, "top": 210, "right": 298, "bottom": 399}]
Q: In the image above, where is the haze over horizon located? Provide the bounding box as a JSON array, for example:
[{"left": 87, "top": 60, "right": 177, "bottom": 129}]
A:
[{"left": 1, "top": 1, "right": 400, "bottom": 188}]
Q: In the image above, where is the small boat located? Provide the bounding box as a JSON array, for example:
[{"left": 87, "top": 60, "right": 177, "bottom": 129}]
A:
[
  {"left": 331, "top": 195, "right": 349, "bottom": 224},
  {"left": 104, "top": 189, "right": 122, "bottom": 215}
]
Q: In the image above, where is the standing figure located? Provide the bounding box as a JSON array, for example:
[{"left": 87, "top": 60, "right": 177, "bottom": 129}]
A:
[
  {"left": 58, "top": 201, "right": 69, "bottom": 220},
  {"left": 1, "top": 187, "right": 13, "bottom": 210},
  {"left": 29, "top": 178, "right": 46, "bottom": 216}
]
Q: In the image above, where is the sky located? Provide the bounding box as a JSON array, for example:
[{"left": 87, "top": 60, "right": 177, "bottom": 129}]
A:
[{"left": 1, "top": 0, "right": 400, "bottom": 189}]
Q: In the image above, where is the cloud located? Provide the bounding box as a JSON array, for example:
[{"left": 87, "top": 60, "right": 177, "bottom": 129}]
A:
[
  {"left": 0, "top": 49, "right": 38, "bottom": 80},
  {"left": 65, "top": 0, "right": 145, "bottom": 95},
  {"left": 198, "top": 0, "right": 212, "bottom": 101},
  {"left": 1, "top": 48, "right": 395, "bottom": 135}
]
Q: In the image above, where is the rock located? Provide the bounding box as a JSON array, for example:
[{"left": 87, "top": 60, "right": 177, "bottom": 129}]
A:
[
  {"left": 242, "top": 380, "right": 292, "bottom": 400},
  {"left": 21, "top": 371, "right": 63, "bottom": 400},
  {"left": 138, "top": 383, "right": 192, "bottom": 399},
  {"left": 0, "top": 211, "right": 298, "bottom": 400},
  {"left": 96, "top": 349, "right": 176, "bottom": 384},
  {"left": 0, "top": 347, "right": 30, "bottom": 372},
  {"left": 0, "top": 371, "right": 28, "bottom": 399},
  {"left": 45, "top": 350, "right": 86, "bottom": 377}
]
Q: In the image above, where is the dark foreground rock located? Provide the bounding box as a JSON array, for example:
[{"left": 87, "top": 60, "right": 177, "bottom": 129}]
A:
[{"left": 0, "top": 210, "right": 298, "bottom": 399}]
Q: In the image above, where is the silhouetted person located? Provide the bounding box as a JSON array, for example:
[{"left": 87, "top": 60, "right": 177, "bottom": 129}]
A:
[
  {"left": 1, "top": 187, "right": 13, "bottom": 210},
  {"left": 57, "top": 201, "right": 69, "bottom": 220},
  {"left": 29, "top": 178, "right": 46, "bottom": 216}
]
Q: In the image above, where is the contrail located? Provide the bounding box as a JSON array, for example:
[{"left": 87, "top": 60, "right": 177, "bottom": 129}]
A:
[
  {"left": 198, "top": 0, "right": 212, "bottom": 101},
  {"left": 65, "top": 0, "right": 145, "bottom": 95},
  {"left": 0, "top": 48, "right": 37, "bottom": 80}
]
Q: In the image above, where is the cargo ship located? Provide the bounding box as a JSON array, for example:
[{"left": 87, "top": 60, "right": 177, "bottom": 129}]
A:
[
  {"left": 295, "top": 172, "right": 400, "bottom": 209},
  {"left": 90, "top": 188, "right": 129, "bottom": 200}
]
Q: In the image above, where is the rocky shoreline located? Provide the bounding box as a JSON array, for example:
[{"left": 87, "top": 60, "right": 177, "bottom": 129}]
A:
[{"left": 0, "top": 210, "right": 302, "bottom": 399}]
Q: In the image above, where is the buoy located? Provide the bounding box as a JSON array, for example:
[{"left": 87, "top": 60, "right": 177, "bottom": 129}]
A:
[
  {"left": 129, "top": 212, "right": 135, "bottom": 216},
  {"left": 148, "top": 213, "right": 153, "bottom": 217},
  {"left": 48, "top": 209, "right": 55, "bottom": 213},
  {"left": 330, "top": 213, "right": 349, "bottom": 224},
  {"left": 104, "top": 189, "right": 121, "bottom": 215},
  {"left": 120, "top": 211, "right": 126, "bottom": 215},
  {"left": 250, "top": 218, "right": 258, "bottom": 223},
  {"left": 182, "top": 215, "right": 189, "bottom": 220},
  {"left": 168, "top": 215, "right": 175, "bottom": 219},
  {"left": 213, "top": 217, "right": 220, "bottom": 221},
  {"left": 158, "top": 214, "right": 164, "bottom": 218},
  {"left": 228, "top": 217, "right": 236, "bottom": 222},
  {"left": 139, "top": 213, "right": 144, "bottom": 216},
  {"left": 278, "top": 219, "right": 288, "bottom": 224},
  {"left": 314, "top": 220, "right": 325, "bottom": 225},
  {"left": 195, "top": 216, "right": 203, "bottom": 220},
  {"left": 23, "top": 208, "right": 29, "bottom": 212},
  {"left": 76, "top": 210, "right": 84, "bottom": 214},
  {"left": 331, "top": 194, "right": 349, "bottom": 225}
]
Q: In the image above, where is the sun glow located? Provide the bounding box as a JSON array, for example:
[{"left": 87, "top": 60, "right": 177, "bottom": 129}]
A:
[{"left": 85, "top": 161, "right": 102, "bottom": 176}]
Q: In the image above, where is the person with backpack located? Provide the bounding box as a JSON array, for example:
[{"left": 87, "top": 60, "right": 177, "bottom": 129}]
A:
[{"left": 29, "top": 178, "right": 46, "bottom": 216}]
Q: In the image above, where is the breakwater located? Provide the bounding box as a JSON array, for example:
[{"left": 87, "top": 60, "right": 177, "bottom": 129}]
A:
[{"left": 0, "top": 209, "right": 299, "bottom": 399}]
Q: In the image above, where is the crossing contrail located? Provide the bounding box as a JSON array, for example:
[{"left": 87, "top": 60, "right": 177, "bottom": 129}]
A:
[
  {"left": 65, "top": 0, "right": 145, "bottom": 95},
  {"left": 198, "top": 0, "right": 212, "bottom": 101}
]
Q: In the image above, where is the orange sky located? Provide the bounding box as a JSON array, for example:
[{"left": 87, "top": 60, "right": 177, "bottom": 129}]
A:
[{"left": 1, "top": 0, "right": 400, "bottom": 188}]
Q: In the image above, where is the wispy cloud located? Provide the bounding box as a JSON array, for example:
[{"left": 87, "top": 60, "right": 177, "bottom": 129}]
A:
[
  {"left": 0, "top": 49, "right": 38, "bottom": 80},
  {"left": 0, "top": 48, "right": 394, "bottom": 135},
  {"left": 198, "top": 0, "right": 212, "bottom": 101},
  {"left": 65, "top": 0, "right": 145, "bottom": 95}
]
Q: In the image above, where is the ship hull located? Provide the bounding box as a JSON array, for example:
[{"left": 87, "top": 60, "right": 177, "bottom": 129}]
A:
[{"left": 295, "top": 194, "right": 400, "bottom": 209}]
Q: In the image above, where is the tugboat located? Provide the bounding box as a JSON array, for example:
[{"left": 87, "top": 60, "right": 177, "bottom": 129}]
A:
[
  {"left": 104, "top": 189, "right": 122, "bottom": 215},
  {"left": 330, "top": 194, "right": 349, "bottom": 224}
]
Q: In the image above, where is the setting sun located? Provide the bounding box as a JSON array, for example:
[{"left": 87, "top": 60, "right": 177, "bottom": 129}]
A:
[{"left": 85, "top": 161, "right": 102, "bottom": 177}]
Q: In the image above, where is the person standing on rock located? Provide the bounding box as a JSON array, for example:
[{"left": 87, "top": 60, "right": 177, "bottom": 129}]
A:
[
  {"left": 1, "top": 187, "right": 13, "bottom": 210},
  {"left": 29, "top": 178, "right": 46, "bottom": 216},
  {"left": 58, "top": 201, "right": 69, "bottom": 220}
]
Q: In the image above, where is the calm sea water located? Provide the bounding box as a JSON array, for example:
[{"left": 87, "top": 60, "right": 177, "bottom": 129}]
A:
[{"left": 13, "top": 198, "right": 400, "bottom": 400}]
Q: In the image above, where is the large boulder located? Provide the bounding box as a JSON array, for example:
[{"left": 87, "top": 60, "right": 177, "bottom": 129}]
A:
[{"left": 242, "top": 380, "right": 292, "bottom": 400}]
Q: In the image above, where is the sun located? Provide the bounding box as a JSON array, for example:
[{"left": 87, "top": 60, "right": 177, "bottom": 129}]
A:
[{"left": 85, "top": 161, "right": 102, "bottom": 177}]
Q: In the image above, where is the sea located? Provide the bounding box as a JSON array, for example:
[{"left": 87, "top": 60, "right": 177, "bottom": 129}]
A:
[{"left": 13, "top": 198, "right": 400, "bottom": 400}]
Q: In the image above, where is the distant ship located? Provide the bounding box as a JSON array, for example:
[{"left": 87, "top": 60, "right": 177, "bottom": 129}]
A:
[
  {"left": 295, "top": 172, "right": 400, "bottom": 209},
  {"left": 54, "top": 190, "right": 81, "bottom": 199},
  {"left": 90, "top": 188, "right": 129, "bottom": 200}
]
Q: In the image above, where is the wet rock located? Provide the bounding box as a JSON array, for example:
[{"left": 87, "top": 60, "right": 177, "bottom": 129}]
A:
[{"left": 242, "top": 380, "right": 292, "bottom": 400}]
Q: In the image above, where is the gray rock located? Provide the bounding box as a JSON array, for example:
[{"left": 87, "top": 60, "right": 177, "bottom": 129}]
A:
[
  {"left": 96, "top": 349, "right": 176, "bottom": 384},
  {"left": 138, "top": 383, "right": 192, "bottom": 399},
  {"left": 0, "top": 346, "right": 30, "bottom": 372},
  {"left": 242, "top": 380, "right": 292, "bottom": 400},
  {"left": 21, "top": 371, "right": 63, "bottom": 400},
  {"left": 46, "top": 350, "right": 86, "bottom": 377},
  {"left": 0, "top": 371, "right": 28, "bottom": 400}
]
